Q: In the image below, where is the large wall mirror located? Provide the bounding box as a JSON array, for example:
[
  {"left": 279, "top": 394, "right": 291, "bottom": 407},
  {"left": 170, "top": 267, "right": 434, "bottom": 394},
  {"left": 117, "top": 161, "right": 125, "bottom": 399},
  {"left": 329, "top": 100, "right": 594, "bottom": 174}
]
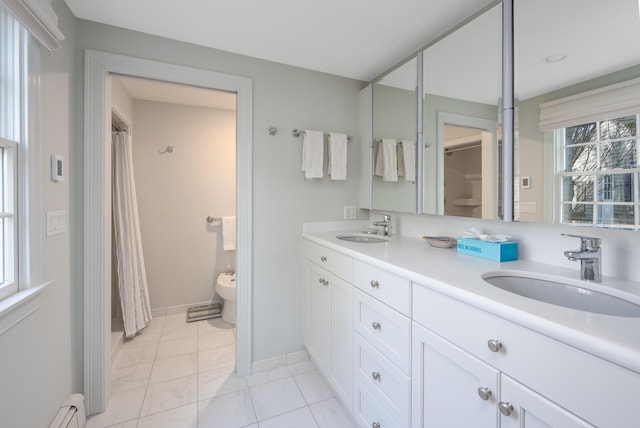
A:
[
  {"left": 422, "top": 3, "right": 502, "bottom": 219},
  {"left": 515, "top": 0, "right": 640, "bottom": 229},
  {"left": 372, "top": 58, "right": 418, "bottom": 213}
]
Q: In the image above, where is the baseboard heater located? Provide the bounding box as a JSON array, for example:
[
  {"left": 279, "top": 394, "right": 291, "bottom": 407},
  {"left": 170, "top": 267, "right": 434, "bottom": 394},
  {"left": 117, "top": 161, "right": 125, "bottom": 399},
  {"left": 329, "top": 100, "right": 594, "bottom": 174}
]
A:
[{"left": 49, "top": 394, "right": 86, "bottom": 428}]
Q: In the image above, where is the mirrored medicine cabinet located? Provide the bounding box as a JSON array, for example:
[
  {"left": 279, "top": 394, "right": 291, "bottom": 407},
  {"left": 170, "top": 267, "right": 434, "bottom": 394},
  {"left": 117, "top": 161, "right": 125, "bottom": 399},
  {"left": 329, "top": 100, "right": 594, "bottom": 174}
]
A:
[{"left": 366, "top": 0, "right": 640, "bottom": 231}]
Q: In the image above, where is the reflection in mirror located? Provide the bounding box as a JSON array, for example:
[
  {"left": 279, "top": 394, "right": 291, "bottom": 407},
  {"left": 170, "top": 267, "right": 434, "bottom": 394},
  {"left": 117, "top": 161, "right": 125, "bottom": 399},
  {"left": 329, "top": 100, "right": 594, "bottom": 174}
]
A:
[
  {"left": 372, "top": 57, "right": 418, "bottom": 213},
  {"left": 422, "top": 4, "right": 502, "bottom": 219},
  {"left": 515, "top": 0, "right": 640, "bottom": 230}
]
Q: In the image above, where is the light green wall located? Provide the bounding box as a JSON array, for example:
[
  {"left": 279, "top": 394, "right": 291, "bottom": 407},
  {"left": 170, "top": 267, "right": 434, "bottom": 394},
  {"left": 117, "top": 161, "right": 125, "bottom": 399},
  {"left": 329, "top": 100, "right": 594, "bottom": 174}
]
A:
[
  {"left": 74, "top": 20, "right": 366, "bottom": 362},
  {"left": 0, "top": 0, "right": 78, "bottom": 426}
]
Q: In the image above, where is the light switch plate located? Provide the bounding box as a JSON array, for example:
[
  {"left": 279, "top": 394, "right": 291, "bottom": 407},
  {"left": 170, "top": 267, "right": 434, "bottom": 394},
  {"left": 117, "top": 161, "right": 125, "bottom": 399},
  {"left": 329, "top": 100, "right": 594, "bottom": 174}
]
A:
[{"left": 46, "top": 210, "right": 66, "bottom": 237}]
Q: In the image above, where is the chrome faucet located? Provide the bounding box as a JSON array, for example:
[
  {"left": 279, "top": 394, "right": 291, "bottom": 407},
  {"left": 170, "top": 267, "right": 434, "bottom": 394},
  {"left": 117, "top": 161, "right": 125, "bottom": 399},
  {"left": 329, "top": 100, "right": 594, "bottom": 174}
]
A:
[
  {"left": 562, "top": 233, "right": 601, "bottom": 282},
  {"left": 372, "top": 213, "right": 392, "bottom": 236}
]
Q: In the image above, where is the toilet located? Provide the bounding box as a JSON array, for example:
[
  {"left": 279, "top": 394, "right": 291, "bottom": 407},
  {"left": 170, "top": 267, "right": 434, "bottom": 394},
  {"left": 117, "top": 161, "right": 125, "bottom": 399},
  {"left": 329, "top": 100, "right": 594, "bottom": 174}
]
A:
[{"left": 215, "top": 272, "right": 237, "bottom": 324}]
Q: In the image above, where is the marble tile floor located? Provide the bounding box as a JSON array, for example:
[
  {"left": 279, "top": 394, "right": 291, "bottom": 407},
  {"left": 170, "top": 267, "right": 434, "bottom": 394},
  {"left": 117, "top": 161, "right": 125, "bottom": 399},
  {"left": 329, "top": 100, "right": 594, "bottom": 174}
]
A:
[{"left": 86, "top": 314, "right": 356, "bottom": 428}]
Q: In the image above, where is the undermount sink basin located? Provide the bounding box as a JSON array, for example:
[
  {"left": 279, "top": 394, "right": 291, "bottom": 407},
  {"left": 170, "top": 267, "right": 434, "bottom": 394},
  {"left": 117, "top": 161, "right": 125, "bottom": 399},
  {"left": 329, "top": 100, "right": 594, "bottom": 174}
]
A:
[
  {"left": 336, "top": 233, "right": 390, "bottom": 243},
  {"left": 482, "top": 271, "right": 640, "bottom": 317}
]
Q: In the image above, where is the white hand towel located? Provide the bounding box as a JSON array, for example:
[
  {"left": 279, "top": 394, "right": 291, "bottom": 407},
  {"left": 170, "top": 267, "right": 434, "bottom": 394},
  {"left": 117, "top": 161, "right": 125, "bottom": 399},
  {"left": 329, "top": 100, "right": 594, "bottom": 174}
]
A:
[
  {"left": 328, "top": 132, "right": 348, "bottom": 180},
  {"left": 222, "top": 216, "right": 236, "bottom": 251},
  {"left": 399, "top": 140, "right": 416, "bottom": 182},
  {"left": 301, "top": 129, "right": 324, "bottom": 179},
  {"left": 374, "top": 138, "right": 398, "bottom": 182}
]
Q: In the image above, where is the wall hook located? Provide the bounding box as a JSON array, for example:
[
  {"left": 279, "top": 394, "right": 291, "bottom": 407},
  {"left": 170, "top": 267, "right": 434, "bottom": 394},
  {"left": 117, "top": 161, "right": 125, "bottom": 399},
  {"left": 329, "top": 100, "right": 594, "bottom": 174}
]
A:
[
  {"left": 267, "top": 125, "right": 278, "bottom": 136},
  {"left": 158, "top": 146, "right": 176, "bottom": 154}
]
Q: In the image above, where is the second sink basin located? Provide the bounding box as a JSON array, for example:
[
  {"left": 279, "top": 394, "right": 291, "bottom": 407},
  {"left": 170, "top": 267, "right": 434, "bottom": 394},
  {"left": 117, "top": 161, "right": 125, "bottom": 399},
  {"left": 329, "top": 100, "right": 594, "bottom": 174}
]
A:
[
  {"left": 336, "top": 233, "right": 390, "bottom": 243},
  {"left": 482, "top": 271, "right": 640, "bottom": 317}
]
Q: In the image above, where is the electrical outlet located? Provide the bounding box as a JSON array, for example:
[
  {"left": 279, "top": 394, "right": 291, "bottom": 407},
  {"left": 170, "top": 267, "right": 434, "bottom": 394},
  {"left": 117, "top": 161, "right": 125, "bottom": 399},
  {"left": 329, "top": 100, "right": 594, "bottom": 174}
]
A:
[{"left": 344, "top": 205, "right": 356, "bottom": 220}]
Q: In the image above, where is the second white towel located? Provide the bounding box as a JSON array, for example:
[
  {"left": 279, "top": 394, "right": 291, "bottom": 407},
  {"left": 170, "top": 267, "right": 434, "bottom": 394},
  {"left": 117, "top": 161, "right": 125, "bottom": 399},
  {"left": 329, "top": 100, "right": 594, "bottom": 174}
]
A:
[
  {"left": 328, "top": 132, "right": 348, "bottom": 180},
  {"left": 398, "top": 140, "right": 416, "bottom": 182}
]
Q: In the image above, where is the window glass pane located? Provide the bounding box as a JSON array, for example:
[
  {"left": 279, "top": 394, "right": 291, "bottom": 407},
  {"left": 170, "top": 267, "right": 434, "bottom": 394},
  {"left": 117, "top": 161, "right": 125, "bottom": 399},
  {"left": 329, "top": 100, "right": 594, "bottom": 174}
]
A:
[
  {"left": 597, "top": 174, "right": 634, "bottom": 202},
  {"left": 597, "top": 205, "right": 635, "bottom": 225},
  {"left": 562, "top": 203, "right": 593, "bottom": 224},
  {"left": 600, "top": 116, "right": 636, "bottom": 140},
  {"left": 565, "top": 123, "right": 597, "bottom": 144},
  {"left": 600, "top": 139, "right": 636, "bottom": 170},
  {"left": 562, "top": 175, "right": 593, "bottom": 202},
  {"left": 565, "top": 144, "right": 597, "bottom": 172}
]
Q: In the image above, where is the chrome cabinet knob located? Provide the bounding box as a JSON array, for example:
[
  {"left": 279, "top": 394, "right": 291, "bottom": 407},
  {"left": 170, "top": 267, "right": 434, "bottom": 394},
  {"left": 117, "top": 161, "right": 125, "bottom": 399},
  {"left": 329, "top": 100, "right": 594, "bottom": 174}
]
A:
[
  {"left": 372, "top": 371, "right": 381, "bottom": 381},
  {"left": 477, "top": 387, "right": 492, "bottom": 401},
  {"left": 372, "top": 423, "right": 381, "bottom": 428},
  {"left": 320, "top": 256, "right": 327, "bottom": 262},
  {"left": 487, "top": 339, "right": 503, "bottom": 352},
  {"left": 370, "top": 280, "right": 380, "bottom": 288},
  {"left": 498, "top": 402, "right": 514, "bottom": 416},
  {"left": 372, "top": 321, "right": 381, "bottom": 330}
]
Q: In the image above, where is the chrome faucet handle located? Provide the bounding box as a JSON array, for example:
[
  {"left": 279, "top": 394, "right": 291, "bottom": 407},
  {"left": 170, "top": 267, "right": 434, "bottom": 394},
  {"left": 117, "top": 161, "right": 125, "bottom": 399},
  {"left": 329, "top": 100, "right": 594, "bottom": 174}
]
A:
[
  {"left": 561, "top": 233, "right": 601, "bottom": 250},
  {"left": 374, "top": 212, "right": 391, "bottom": 221}
]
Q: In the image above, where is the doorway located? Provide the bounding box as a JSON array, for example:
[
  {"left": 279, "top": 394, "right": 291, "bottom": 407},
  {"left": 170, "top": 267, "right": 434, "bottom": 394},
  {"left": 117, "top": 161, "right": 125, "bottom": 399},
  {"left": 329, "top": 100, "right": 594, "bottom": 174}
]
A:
[{"left": 84, "top": 50, "right": 253, "bottom": 415}]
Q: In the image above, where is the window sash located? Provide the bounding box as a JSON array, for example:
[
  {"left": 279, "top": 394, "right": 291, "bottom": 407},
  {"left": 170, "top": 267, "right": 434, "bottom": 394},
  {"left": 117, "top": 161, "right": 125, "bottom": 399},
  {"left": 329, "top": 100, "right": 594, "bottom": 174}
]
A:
[
  {"left": 0, "top": 138, "right": 17, "bottom": 299},
  {"left": 557, "top": 115, "right": 640, "bottom": 229}
]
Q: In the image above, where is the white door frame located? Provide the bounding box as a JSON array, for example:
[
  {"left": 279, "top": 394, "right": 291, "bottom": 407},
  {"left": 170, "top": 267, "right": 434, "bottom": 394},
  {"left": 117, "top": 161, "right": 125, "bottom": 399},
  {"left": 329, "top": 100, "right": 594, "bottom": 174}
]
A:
[{"left": 83, "top": 49, "right": 253, "bottom": 415}]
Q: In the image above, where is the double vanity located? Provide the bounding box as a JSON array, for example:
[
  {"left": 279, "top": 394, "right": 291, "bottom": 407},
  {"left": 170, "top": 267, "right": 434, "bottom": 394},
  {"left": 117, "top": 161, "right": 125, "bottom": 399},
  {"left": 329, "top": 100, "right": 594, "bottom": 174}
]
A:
[{"left": 303, "top": 226, "right": 640, "bottom": 428}]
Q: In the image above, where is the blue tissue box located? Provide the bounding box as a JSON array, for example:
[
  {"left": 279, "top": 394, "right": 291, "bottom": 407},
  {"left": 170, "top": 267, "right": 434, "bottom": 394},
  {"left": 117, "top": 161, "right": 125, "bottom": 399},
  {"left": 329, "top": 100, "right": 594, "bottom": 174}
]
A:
[{"left": 456, "top": 237, "right": 518, "bottom": 262}]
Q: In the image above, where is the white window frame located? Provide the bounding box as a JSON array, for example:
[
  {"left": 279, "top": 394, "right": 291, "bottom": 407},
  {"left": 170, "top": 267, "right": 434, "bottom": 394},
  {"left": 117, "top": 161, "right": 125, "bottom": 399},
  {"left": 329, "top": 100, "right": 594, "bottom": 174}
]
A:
[
  {"left": 555, "top": 115, "right": 640, "bottom": 230},
  {"left": 0, "top": 4, "right": 48, "bottom": 327},
  {"left": 0, "top": 137, "right": 17, "bottom": 300}
]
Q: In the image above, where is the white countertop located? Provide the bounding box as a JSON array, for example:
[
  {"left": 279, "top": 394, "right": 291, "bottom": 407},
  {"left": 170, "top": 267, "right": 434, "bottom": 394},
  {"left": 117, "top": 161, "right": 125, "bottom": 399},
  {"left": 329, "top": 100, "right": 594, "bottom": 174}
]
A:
[{"left": 303, "top": 229, "right": 640, "bottom": 374}]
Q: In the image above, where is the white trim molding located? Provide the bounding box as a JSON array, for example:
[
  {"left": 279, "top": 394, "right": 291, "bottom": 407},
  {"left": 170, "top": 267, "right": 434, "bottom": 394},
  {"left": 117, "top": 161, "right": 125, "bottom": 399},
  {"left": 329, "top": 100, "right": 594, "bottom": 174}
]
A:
[
  {"left": 84, "top": 50, "right": 253, "bottom": 415},
  {"left": 539, "top": 77, "right": 640, "bottom": 131},
  {"left": 0, "top": 0, "right": 64, "bottom": 50}
]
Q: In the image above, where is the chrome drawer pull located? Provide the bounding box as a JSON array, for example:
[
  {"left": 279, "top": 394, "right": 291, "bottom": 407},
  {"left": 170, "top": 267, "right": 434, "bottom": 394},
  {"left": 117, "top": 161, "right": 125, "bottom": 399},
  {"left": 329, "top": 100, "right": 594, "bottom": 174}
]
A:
[
  {"left": 372, "top": 321, "right": 381, "bottom": 330},
  {"left": 487, "top": 339, "right": 503, "bottom": 352},
  {"left": 320, "top": 256, "right": 327, "bottom": 262},
  {"left": 372, "top": 423, "right": 381, "bottom": 428},
  {"left": 372, "top": 371, "right": 381, "bottom": 381},
  {"left": 318, "top": 278, "right": 328, "bottom": 286},
  {"left": 498, "top": 402, "right": 514, "bottom": 416},
  {"left": 370, "top": 280, "right": 380, "bottom": 288},
  {"left": 477, "top": 387, "right": 492, "bottom": 401}
]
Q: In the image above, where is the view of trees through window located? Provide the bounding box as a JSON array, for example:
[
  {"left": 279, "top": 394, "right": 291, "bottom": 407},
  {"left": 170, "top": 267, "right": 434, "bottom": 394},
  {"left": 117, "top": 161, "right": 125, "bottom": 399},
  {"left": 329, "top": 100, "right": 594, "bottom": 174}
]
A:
[{"left": 559, "top": 115, "right": 638, "bottom": 228}]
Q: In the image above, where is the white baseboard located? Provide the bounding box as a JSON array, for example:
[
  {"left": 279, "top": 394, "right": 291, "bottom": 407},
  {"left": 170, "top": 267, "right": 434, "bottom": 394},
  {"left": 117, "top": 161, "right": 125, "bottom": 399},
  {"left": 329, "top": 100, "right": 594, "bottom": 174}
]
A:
[
  {"left": 251, "top": 349, "right": 310, "bottom": 374},
  {"left": 151, "top": 299, "right": 223, "bottom": 317}
]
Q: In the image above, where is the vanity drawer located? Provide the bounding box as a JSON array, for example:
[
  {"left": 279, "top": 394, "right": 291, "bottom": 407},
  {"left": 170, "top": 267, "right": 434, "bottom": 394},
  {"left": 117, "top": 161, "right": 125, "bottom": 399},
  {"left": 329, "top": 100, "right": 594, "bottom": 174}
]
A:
[
  {"left": 304, "top": 240, "right": 352, "bottom": 282},
  {"left": 353, "top": 289, "right": 411, "bottom": 374},
  {"left": 353, "top": 259, "right": 411, "bottom": 316},
  {"left": 353, "top": 332, "right": 410, "bottom": 427},
  {"left": 353, "top": 378, "right": 403, "bottom": 428},
  {"left": 412, "top": 283, "right": 640, "bottom": 428}
]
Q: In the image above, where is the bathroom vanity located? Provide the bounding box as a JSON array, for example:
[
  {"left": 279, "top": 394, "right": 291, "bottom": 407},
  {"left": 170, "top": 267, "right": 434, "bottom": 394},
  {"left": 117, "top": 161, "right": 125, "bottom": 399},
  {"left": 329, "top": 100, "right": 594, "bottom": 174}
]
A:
[{"left": 302, "top": 229, "right": 640, "bottom": 428}]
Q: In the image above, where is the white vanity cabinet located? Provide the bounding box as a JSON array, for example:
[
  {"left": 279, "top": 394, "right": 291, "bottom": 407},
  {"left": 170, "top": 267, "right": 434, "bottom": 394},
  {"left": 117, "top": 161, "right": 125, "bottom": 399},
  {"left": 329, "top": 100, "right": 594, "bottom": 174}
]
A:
[
  {"left": 304, "top": 241, "right": 353, "bottom": 409},
  {"left": 412, "top": 283, "right": 640, "bottom": 428}
]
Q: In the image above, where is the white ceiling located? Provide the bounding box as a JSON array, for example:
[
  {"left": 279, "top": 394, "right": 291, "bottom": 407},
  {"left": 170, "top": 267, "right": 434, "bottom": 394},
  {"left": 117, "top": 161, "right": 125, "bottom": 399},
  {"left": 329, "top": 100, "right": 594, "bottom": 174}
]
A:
[
  {"left": 71, "top": 1, "right": 640, "bottom": 108},
  {"left": 63, "top": 0, "right": 496, "bottom": 81}
]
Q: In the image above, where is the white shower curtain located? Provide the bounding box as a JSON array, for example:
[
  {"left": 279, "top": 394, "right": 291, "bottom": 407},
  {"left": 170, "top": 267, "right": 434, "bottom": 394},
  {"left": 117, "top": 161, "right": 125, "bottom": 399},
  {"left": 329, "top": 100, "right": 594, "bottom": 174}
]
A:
[{"left": 112, "top": 131, "right": 152, "bottom": 338}]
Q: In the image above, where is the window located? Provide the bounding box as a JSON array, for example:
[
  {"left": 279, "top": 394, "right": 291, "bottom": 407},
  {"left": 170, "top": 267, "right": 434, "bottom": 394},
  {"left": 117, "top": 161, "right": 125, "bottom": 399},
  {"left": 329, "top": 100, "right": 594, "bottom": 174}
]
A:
[
  {"left": 0, "top": 6, "right": 36, "bottom": 300},
  {"left": 557, "top": 114, "right": 639, "bottom": 229}
]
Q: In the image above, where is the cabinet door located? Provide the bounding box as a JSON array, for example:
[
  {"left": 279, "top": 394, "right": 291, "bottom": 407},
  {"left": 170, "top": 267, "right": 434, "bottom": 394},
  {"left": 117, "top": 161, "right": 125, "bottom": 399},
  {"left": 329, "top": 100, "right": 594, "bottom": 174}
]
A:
[
  {"left": 306, "top": 261, "right": 331, "bottom": 372},
  {"left": 412, "top": 323, "right": 499, "bottom": 428},
  {"left": 329, "top": 274, "right": 353, "bottom": 409},
  {"left": 499, "top": 375, "right": 594, "bottom": 428}
]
